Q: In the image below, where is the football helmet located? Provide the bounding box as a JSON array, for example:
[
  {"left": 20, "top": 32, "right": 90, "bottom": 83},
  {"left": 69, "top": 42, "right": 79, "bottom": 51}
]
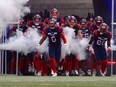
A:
[
  {"left": 50, "top": 8, "right": 59, "bottom": 19},
  {"left": 33, "top": 14, "right": 41, "bottom": 22},
  {"left": 48, "top": 18, "right": 57, "bottom": 28},
  {"left": 68, "top": 16, "right": 77, "bottom": 28},
  {"left": 95, "top": 16, "right": 103, "bottom": 26},
  {"left": 99, "top": 23, "right": 109, "bottom": 34}
]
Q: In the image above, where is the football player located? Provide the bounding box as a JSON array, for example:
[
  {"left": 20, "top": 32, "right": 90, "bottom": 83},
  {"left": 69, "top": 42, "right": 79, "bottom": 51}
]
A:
[
  {"left": 44, "top": 8, "right": 64, "bottom": 27},
  {"left": 88, "top": 23, "right": 112, "bottom": 76},
  {"left": 37, "top": 19, "right": 67, "bottom": 76}
]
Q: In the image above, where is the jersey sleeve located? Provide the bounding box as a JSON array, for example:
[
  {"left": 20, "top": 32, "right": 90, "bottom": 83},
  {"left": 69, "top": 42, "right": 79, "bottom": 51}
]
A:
[
  {"left": 90, "top": 25, "right": 94, "bottom": 31},
  {"left": 108, "top": 32, "right": 112, "bottom": 39},
  {"left": 60, "top": 18, "right": 64, "bottom": 24},
  {"left": 58, "top": 27, "right": 63, "bottom": 34},
  {"left": 42, "top": 23, "right": 45, "bottom": 29},
  {"left": 42, "top": 28, "right": 47, "bottom": 36},
  {"left": 93, "top": 30, "right": 99, "bottom": 37},
  {"left": 44, "top": 18, "right": 49, "bottom": 24},
  {"left": 27, "top": 21, "right": 31, "bottom": 27}
]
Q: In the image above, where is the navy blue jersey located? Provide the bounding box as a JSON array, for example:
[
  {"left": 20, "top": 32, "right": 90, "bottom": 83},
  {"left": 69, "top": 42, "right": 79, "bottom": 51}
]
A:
[
  {"left": 44, "top": 27, "right": 63, "bottom": 47},
  {"left": 19, "top": 24, "right": 27, "bottom": 33},
  {"left": 27, "top": 21, "right": 45, "bottom": 34},
  {"left": 79, "top": 26, "right": 90, "bottom": 38},
  {"left": 93, "top": 30, "right": 112, "bottom": 48}
]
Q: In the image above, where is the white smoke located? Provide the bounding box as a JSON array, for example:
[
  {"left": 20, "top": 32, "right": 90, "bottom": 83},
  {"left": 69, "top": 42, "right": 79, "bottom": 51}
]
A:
[
  {"left": 61, "top": 27, "right": 90, "bottom": 61},
  {"left": 0, "top": 28, "right": 48, "bottom": 55},
  {"left": 0, "top": 0, "right": 30, "bottom": 22},
  {"left": 0, "top": 26, "right": 91, "bottom": 58},
  {"left": 61, "top": 27, "right": 74, "bottom": 58},
  {"left": 0, "top": 0, "right": 30, "bottom": 36},
  {"left": 0, "top": 0, "right": 31, "bottom": 54}
]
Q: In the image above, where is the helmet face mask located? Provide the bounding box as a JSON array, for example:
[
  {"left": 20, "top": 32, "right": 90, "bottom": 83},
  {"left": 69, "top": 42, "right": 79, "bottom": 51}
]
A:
[
  {"left": 99, "top": 23, "right": 108, "bottom": 34},
  {"left": 95, "top": 16, "right": 103, "bottom": 26},
  {"left": 49, "top": 19, "right": 56, "bottom": 28},
  {"left": 96, "top": 22, "right": 102, "bottom": 26},
  {"left": 68, "top": 16, "right": 77, "bottom": 28},
  {"left": 80, "top": 19, "right": 87, "bottom": 29},
  {"left": 69, "top": 21, "right": 76, "bottom": 28},
  {"left": 33, "top": 14, "right": 41, "bottom": 24}
]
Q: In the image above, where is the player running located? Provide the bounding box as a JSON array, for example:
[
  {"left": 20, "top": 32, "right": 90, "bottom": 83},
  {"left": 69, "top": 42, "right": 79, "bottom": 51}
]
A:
[
  {"left": 87, "top": 23, "right": 112, "bottom": 76},
  {"left": 36, "top": 18, "right": 67, "bottom": 76}
]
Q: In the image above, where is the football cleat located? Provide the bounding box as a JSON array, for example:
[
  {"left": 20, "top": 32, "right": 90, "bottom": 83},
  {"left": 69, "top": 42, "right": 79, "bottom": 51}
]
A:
[{"left": 66, "top": 71, "right": 69, "bottom": 76}]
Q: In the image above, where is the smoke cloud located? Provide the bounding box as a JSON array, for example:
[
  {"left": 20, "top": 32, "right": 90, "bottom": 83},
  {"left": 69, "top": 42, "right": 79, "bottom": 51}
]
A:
[
  {"left": 61, "top": 27, "right": 90, "bottom": 61},
  {"left": 0, "top": 0, "right": 30, "bottom": 35},
  {"left": 0, "top": 0, "right": 30, "bottom": 22},
  {"left": 0, "top": 28, "right": 48, "bottom": 55},
  {"left": 0, "top": 26, "right": 90, "bottom": 59}
]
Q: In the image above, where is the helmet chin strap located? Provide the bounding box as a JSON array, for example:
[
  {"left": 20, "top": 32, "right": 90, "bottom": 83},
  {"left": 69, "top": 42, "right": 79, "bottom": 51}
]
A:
[{"left": 100, "top": 32, "right": 103, "bottom": 35}]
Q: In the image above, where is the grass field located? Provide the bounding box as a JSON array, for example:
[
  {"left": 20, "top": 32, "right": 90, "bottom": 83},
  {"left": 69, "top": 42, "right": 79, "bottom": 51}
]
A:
[{"left": 0, "top": 76, "right": 116, "bottom": 87}]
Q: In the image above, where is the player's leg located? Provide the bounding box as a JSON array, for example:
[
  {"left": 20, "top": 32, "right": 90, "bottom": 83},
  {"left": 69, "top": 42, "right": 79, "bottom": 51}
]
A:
[
  {"left": 33, "top": 53, "right": 42, "bottom": 76},
  {"left": 64, "top": 54, "right": 72, "bottom": 76},
  {"left": 49, "top": 46, "right": 57, "bottom": 76},
  {"left": 55, "top": 47, "right": 62, "bottom": 76},
  {"left": 74, "top": 55, "right": 79, "bottom": 76},
  {"left": 18, "top": 53, "right": 25, "bottom": 76},
  {"left": 27, "top": 52, "right": 35, "bottom": 73},
  {"left": 86, "top": 51, "right": 93, "bottom": 76},
  {"left": 41, "top": 52, "right": 50, "bottom": 76},
  {"left": 23, "top": 56, "right": 29, "bottom": 75},
  {"left": 93, "top": 47, "right": 102, "bottom": 76},
  {"left": 101, "top": 48, "right": 107, "bottom": 76},
  {"left": 10, "top": 51, "right": 16, "bottom": 74},
  {"left": 91, "top": 52, "right": 97, "bottom": 76}
]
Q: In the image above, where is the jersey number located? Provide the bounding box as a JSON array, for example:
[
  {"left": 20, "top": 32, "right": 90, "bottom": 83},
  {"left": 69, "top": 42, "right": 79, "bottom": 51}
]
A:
[
  {"left": 97, "top": 40, "right": 105, "bottom": 45},
  {"left": 51, "top": 36, "right": 56, "bottom": 42}
]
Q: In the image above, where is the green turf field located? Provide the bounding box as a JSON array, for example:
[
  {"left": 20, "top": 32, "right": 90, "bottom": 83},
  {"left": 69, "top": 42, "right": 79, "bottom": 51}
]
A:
[{"left": 0, "top": 76, "right": 116, "bottom": 87}]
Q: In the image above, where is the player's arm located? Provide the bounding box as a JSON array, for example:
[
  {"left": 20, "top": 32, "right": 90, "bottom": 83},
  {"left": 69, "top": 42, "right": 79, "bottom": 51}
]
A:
[
  {"left": 86, "top": 33, "right": 95, "bottom": 51},
  {"left": 39, "top": 29, "right": 47, "bottom": 45},
  {"left": 41, "top": 23, "right": 46, "bottom": 30},
  {"left": 44, "top": 18, "right": 49, "bottom": 28},
  {"left": 88, "top": 31, "right": 96, "bottom": 45},
  {"left": 107, "top": 32, "right": 112, "bottom": 53},
  {"left": 89, "top": 35, "right": 94, "bottom": 45},
  {"left": 107, "top": 32, "right": 112, "bottom": 48},
  {"left": 60, "top": 18, "right": 65, "bottom": 27},
  {"left": 26, "top": 20, "right": 31, "bottom": 28},
  {"left": 60, "top": 32, "right": 67, "bottom": 44},
  {"left": 59, "top": 27, "right": 67, "bottom": 44}
]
